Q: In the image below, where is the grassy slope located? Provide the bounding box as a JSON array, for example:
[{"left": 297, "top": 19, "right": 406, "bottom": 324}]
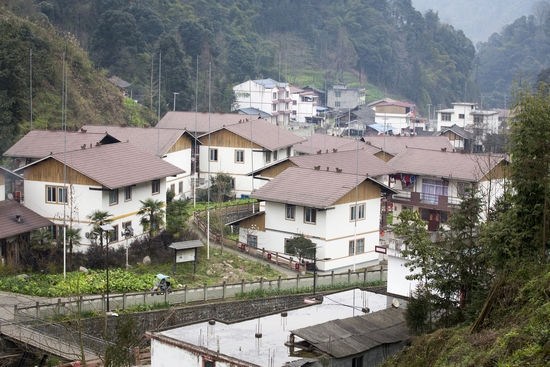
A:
[{"left": 382, "top": 264, "right": 550, "bottom": 366}]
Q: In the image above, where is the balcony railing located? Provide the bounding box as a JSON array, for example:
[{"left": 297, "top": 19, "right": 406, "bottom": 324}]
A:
[{"left": 391, "top": 191, "right": 461, "bottom": 207}]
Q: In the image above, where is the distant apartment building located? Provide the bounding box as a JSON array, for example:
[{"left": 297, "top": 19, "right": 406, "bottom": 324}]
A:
[{"left": 326, "top": 84, "right": 365, "bottom": 110}]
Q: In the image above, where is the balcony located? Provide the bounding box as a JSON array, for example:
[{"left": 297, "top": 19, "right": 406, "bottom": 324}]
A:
[{"left": 391, "top": 191, "right": 461, "bottom": 210}]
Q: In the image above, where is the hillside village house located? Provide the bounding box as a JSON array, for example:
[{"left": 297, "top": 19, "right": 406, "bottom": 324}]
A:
[
  {"left": 80, "top": 125, "right": 196, "bottom": 200},
  {"left": 0, "top": 167, "right": 52, "bottom": 266},
  {"left": 368, "top": 98, "right": 422, "bottom": 135},
  {"left": 436, "top": 102, "right": 499, "bottom": 152},
  {"left": 197, "top": 118, "right": 304, "bottom": 198},
  {"left": 14, "top": 142, "right": 184, "bottom": 249},
  {"left": 326, "top": 84, "right": 366, "bottom": 110},
  {"left": 245, "top": 166, "right": 396, "bottom": 272},
  {"left": 233, "top": 78, "right": 319, "bottom": 127},
  {"left": 383, "top": 148, "right": 509, "bottom": 297},
  {"left": 437, "top": 124, "right": 475, "bottom": 152}
]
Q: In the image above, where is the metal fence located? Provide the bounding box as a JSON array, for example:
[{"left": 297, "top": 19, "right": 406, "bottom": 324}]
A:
[{"left": 15, "top": 268, "right": 387, "bottom": 321}]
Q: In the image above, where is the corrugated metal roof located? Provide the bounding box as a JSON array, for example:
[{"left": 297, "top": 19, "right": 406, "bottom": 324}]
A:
[
  {"left": 0, "top": 201, "right": 53, "bottom": 239},
  {"left": 361, "top": 135, "right": 455, "bottom": 156},
  {"left": 3, "top": 130, "right": 107, "bottom": 159},
  {"left": 288, "top": 149, "right": 396, "bottom": 177},
  {"left": 388, "top": 147, "right": 508, "bottom": 181},
  {"left": 156, "top": 111, "right": 246, "bottom": 133},
  {"left": 290, "top": 307, "right": 408, "bottom": 359},
  {"left": 18, "top": 142, "right": 185, "bottom": 190},
  {"left": 237, "top": 107, "right": 272, "bottom": 118},
  {"left": 81, "top": 125, "right": 189, "bottom": 156},
  {"left": 251, "top": 166, "right": 373, "bottom": 208},
  {"left": 221, "top": 119, "right": 305, "bottom": 150},
  {"left": 294, "top": 134, "right": 381, "bottom": 155},
  {"left": 168, "top": 240, "right": 204, "bottom": 250},
  {"left": 252, "top": 78, "right": 288, "bottom": 89}
]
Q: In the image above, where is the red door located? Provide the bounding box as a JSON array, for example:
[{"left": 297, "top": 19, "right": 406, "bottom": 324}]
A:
[{"left": 428, "top": 210, "right": 440, "bottom": 231}]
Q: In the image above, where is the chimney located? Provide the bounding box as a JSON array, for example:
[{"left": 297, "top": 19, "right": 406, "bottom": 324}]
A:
[{"left": 15, "top": 215, "right": 21, "bottom": 222}]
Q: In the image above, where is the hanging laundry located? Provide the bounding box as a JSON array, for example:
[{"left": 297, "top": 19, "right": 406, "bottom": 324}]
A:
[
  {"left": 410, "top": 175, "right": 416, "bottom": 183},
  {"left": 404, "top": 175, "right": 411, "bottom": 183},
  {"left": 395, "top": 173, "right": 402, "bottom": 180}
]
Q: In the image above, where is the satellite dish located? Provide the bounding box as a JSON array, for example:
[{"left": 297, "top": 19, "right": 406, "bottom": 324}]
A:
[
  {"left": 7, "top": 193, "right": 13, "bottom": 200},
  {"left": 392, "top": 299, "right": 400, "bottom": 308}
]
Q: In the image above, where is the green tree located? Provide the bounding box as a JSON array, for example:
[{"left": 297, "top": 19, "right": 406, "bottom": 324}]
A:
[
  {"left": 285, "top": 234, "right": 315, "bottom": 262},
  {"left": 104, "top": 315, "right": 142, "bottom": 367},
  {"left": 86, "top": 210, "right": 113, "bottom": 249},
  {"left": 210, "top": 172, "right": 234, "bottom": 203},
  {"left": 166, "top": 198, "right": 191, "bottom": 236},
  {"left": 138, "top": 198, "right": 165, "bottom": 237},
  {"left": 66, "top": 226, "right": 82, "bottom": 256}
]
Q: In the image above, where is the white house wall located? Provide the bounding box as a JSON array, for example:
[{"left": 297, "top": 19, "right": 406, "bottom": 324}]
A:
[
  {"left": 23, "top": 178, "right": 167, "bottom": 250},
  {"left": 387, "top": 253, "right": 420, "bottom": 298},
  {"left": 163, "top": 149, "right": 192, "bottom": 199}
]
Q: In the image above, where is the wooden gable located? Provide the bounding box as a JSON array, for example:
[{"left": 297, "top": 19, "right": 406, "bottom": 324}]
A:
[
  {"left": 480, "top": 160, "right": 509, "bottom": 182},
  {"left": 167, "top": 134, "right": 193, "bottom": 153},
  {"left": 198, "top": 129, "right": 263, "bottom": 149},
  {"left": 239, "top": 212, "right": 265, "bottom": 231},
  {"left": 333, "top": 179, "right": 381, "bottom": 205},
  {"left": 23, "top": 158, "right": 100, "bottom": 186},
  {"left": 0, "top": 170, "right": 5, "bottom": 186},
  {"left": 443, "top": 130, "right": 463, "bottom": 141},
  {"left": 374, "top": 151, "right": 394, "bottom": 162},
  {"left": 256, "top": 160, "right": 296, "bottom": 179}
]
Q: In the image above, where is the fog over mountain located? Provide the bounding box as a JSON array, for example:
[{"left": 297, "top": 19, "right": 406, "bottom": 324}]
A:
[{"left": 412, "top": 0, "right": 538, "bottom": 43}]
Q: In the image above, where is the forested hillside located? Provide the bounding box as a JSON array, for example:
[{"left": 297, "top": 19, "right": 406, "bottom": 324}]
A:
[{"left": 0, "top": 0, "right": 478, "bottom": 157}]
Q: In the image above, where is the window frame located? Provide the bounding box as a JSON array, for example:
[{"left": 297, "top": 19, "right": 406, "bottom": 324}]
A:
[
  {"left": 349, "top": 240, "right": 355, "bottom": 256},
  {"left": 46, "top": 185, "right": 67, "bottom": 204},
  {"left": 178, "top": 181, "right": 183, "bottom": 194},
  {"left": 304, "top": 207, "right": 317, "bottom": 224},
  {"left": 124, "top": 186, "right": 132, "bottom": 201},
  {"left": 458, "top": 113, "right": 465, "bottom": 119},
  {"left": 265, "top": 151, "right": 271, "bottom": 163},
  {"left": 109, "top": 224, "right": 119, "bottom": 243},
  {"left": 58, "top": 187, "right": 67, "bottom": 204},
  {"left": 441, "top": 113, "right": 451, "bottom": 121},
  {"left": 335, "top": 101, "right": 341, "bottom": 107},
  {"left": 46, "top": 186, "right": 56, "bottom": 203},
  {"left": 273, "top": 150, "right": 278, "bottom": 161},
  {"left": 247, "top": 235, "right": 258, "bottom": 248},
  {"left": 350, "top": 203, "right": 366, "bottom": 221},
  {"left": 235, "top": 150, "right": 245, "bottom": 163},
  {"left": 109, "top": 188, "right": 119, "bottom": 206},
  {"left": 285, "top": 204, "right": 296, "bottom": 220},
  {"left": 152, "top": 179, "right": 160, "bottom": 195},
  {"left": 357, "top": 238, "right": 365, "bottom": 253},
  {"left": 209, "top": 148, "right": 218, "bottom": 162}
]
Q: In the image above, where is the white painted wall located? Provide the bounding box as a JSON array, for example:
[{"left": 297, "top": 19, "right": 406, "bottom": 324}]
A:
[
  {"left": 0, "top": 183, "right": 4, "bottom": 201},
  {"left": 387, "top": 253, "right": 420, "bottom": 297},
  {"left": 164, "top": 148, "right": 192, "bottom": 199}
]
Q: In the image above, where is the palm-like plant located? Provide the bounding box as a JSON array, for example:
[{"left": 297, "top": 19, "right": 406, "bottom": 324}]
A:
[
  {"left": 86, "top": 210, "right": 113, "bottom": 249},
  {"left": 138, "top": 198, "right": 165, "bottom": 237},
  {"left": 66, "top": 227, "right": 82, "bottom": 255}
]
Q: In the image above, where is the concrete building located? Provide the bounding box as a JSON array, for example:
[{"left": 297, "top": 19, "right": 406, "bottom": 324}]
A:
[{"left": 326, "top": 84, "right": 366, "bottom": 110}]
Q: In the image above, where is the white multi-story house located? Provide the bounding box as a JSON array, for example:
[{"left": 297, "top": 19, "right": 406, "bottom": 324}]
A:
[
  {"left": 15, "top": 142, "right": 184, "bottom": 249},
  {"left": 436, "top": 102, "right": 500, "bottom": 152},
  {"left": 326, "top": 84, "right": 366, "bottom": 110},
  {"left": 368, "top": 98, "right": 421, "bottom": 134},
  {"left": 242, "top": 166, "right": 396, "bottom": 272},
  {"left": 289, "top": 85, "right": 318, "bottom": 124},
  {"left": 198, "top": 118, "right": 304, "bottom": 198}
]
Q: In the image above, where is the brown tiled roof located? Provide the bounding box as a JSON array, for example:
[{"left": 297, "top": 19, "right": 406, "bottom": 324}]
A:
[
  {"left": 3, "top": 130, "right": 107, "bottom": 159},
  {"left": 294, "top": 133, "right": 381, "bottom": 155},
  {"left": 289, "top": 149, "right": 396, "bottom": 177},
  {"left": 388, "top": 147, "right": 508, "bottom": 181},
  {"left": 81, "top": 125, "right": 191, "bottom": 156},
  {"left": 220, "top": 119, "right": 305, "bottom": 150},
  {"left": 0, "top": 201, "right": 53, "bottom": 239},
  {"left": 18, "top": 142, "right": 185, "bottom": 190},
  {"left": 362, "top": 135, "right": 454, "bottom": 156},
  {"left": 251, "top": 166, "right": 373, "bottom": 208},
  {"left": 156, "top": 111, "right": 246, "bottom": 133}
]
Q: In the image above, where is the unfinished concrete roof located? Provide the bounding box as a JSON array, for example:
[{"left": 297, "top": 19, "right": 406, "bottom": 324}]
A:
[
  {"left": 0, "top": 201, "right": 53, "bottom": 239},
  {"left": 3, "top": 130, "right": 107, "bottom": 159},
  {"left": 17, "top": 142, "right": 184, "bottom": 190},
  {"left": 156, "top": 111, "right": 248, "bottom": 133},
  {"left": 81, "top": 125, "right": 191, "bottom": 156},
  {"left": 291, "top": 307, "right": 408, "bottom": 359},
  {"left": 361, "top": 135, "right": 455, "bottom": 156},
  {"left": 388, "top": 147, "right": 508, "bottom": 181},
  {"left": 251, "top": 166, "right": 373, "bottom": 209}
]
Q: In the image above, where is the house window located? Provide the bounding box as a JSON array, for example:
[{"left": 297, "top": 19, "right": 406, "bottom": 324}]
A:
[
  {"left": 350, "top": 203, "right": 366, "bottom": 221},
  {"left": 335, "top": 101, "right": 341, "bottom": 107},
  {"left": 272, "top": 92, "right": 277, "bottom": 100},
  {"left": 304, "top": 207, "right": 316, "bottom": 224},
  {"left": 285, "top": 204, "right": 295, "bottom": 220},
  {"left": 46, "top": 186, "right": 56, "bottom": 203},
  {"left": 335, "top": 91, "right": 341, "bottom": 98},
  {"left": 352, "top": 356, "right": 363, "bottom": 367},
  {"left": 247, "top": 235, "right": 258, "bottom": 248},
  {"left": 109, "top": 224, "right": 119, "bottom": 243},
  {"left": 273, "top": 150, "right": 278, "bottom": 161},
  {"left": 440, "top": 211, "right": 448, "bottom": 224},
  {"left": 349, "top": 240, "right": 355, "bottom": 255},
  {"left": 272, "top": 104, "right": 277, "bottom": 111},
  {"left": 152, "top": 179, "right": 160, "bottom": 194},
  {"left": 402, "top": 205, "right": 413, "bottom": 212},
  {"left": 422, "top": 179, "right": 448, "bottom": 203},
  {"left": 286, "top": 91, "right": 289, "bottom": 98},
  {"left": 292, "top": 110, "right": 297, "bottom": 115},
  {"left": 230, "top": 177, "right": 235, "bottom": 189},
  {"left": 293, "top": 100, "right": 297, "bottom": 105},
  {"left": 170, "top": 183, "right": 175, "bottom": 193},
  {"left": 203, "top": 359, "right": 215, "bottom": 367},
  {"left": 441, "top": 113, "right": 451, "bottom": 121},
  {"left": 285, "top": 102, "right": 289, "bottom": 109},
  {"left": 235, "top": 150, "right": 245, "bottom": 163},
  {"left": 459, "top": 114, "right": 465, "bottom": 119},
  {"left": 209, "top": 148, "right": 218, "bottom": 161},
  {"left": 357, "top": 238, "right": 365, "bottom": 253},
  {"left": 46, "top": 186, "right": 67, "bottom": 204},
  {"left": 421, "top": 208, "right": 430, "bottom": 221},
  {"left": 125, "top": 186, "right": 132, "bottom": 201},
  {"left": 265, "top": 151, "right": 271, "bottom": 163},
  {"left": 109, "top": 189, "right": 119, "bottom": 205},
  {"left": 178, "top": 181, "right": 183, "bottom": 193},
  {"left": 474, "top": 116, "right": 483, "bottom": 123},
  {"left": 286, "top": 147, "right": 291, "bottom": 156},
  {"left": 58, "top": 187, "right": 67, "bottom": 203}
]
